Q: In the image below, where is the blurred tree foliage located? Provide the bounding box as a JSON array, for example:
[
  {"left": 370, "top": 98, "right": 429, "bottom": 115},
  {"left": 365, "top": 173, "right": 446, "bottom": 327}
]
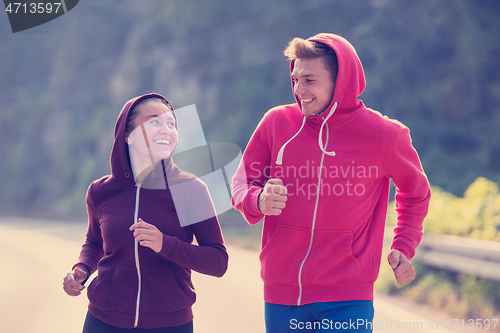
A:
[
  {"left": 376, "top": 251, "right": 500, "bottom": 319},
  {"left": 427, "top": 178, "right": 500, "bottom": 241},
  {"left": 0, "top": 0, "right": 499, "bottom": 217},
  {"left": 382, "top": 179, "right": 500, "bottom": 319},
  {"left": 387, "top": 177, "right": 500, "bottom": 241}
]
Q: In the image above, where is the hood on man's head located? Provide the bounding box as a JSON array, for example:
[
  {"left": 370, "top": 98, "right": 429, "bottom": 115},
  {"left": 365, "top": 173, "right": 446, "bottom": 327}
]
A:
[
  {"left": 290, "top": 33, "right": 366, "bottom": 116},
  {"left": 110, "top": 93, "right": 176, "bottom": 184}
]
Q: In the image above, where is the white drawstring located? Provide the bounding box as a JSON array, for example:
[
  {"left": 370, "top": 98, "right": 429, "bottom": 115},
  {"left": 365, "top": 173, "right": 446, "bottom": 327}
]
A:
[
  {"left": 133, "top": 183, "right": 142, "bottom": 328},
  {"left": 318, "top": 101, "right": 338, "bottom": 156},
  {"left": 276, "top": 101, "right": 338, "bottom": 165},
  {"left": 276, "top": 116, "right": 306, "bottom": 165}
]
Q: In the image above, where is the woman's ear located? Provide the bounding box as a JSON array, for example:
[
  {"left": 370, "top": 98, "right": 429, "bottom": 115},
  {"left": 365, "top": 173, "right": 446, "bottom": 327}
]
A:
[{"left": 125, "top": 133, "right": 132, "bottom": 145}]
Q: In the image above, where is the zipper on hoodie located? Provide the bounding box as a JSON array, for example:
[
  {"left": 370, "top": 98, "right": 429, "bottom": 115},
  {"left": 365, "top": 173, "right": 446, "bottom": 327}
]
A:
[
  {"left": 296, "top": 114, "right": 330, "bottom": 306},
  {"left": 133, "top": 183, "right": 142, "bottom": 328}
]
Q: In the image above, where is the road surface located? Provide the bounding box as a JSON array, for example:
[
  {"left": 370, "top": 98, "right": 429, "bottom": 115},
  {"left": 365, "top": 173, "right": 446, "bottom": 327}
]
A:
[{"left": 0, "top": 217, "right": 485, "bottom": 333}]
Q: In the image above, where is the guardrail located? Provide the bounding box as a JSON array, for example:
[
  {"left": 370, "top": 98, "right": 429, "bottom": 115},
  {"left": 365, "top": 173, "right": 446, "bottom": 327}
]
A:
[{"left": 385, "top": 229, "right": 500, "bottom": 281}]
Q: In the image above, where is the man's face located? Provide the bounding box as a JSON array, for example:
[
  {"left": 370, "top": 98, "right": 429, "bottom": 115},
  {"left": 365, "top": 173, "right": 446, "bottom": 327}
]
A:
[{"left": 291, "top": 57, "right": 336, "bottom": 117}]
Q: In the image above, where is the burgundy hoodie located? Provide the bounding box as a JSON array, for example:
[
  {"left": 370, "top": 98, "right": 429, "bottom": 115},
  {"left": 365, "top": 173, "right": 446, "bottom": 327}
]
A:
[
  {"left": 232, "top": 34, "right": 430, "bottom": 305},
  {"left": 74, "top": 93, "right": 228, "bottom": 329}
]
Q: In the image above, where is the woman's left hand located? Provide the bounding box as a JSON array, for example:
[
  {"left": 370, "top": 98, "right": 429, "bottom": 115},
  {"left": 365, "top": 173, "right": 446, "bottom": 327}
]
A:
[{"left": 130, "top": 219, "right": 163, "bottom": 253}]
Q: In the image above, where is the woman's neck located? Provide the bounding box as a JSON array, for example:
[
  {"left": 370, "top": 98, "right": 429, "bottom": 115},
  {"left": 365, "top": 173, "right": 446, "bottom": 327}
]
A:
[
  {"left": 129, "top": 151, "right": 160, "bottom": 184},
  {"left": 135, "top": 164, "right": 157, "bottom": 184}
]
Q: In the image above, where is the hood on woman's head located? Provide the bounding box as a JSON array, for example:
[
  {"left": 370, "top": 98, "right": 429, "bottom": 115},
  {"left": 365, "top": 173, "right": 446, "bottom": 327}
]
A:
[{"left": 110, "top": 93, "right": 177, "bottom": 184}]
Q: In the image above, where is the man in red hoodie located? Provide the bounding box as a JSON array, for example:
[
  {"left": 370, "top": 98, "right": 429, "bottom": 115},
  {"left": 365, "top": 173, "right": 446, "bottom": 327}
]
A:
[{"left": 232, "top": 34, "right": 431, "bottom": 332}]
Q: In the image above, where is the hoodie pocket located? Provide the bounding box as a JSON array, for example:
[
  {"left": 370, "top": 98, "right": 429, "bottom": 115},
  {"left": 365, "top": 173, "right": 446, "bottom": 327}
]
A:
[
  {"left": 259, "top": 224, "right": 310, "bottom": 285},
  {"left": 140, "top": 265, "right": 194, "bottom": 313},
  {"left": 87, "top": 264, "right": 137, "bottom": 314},
  {"left": 302, "top": 230, "right": 360, "bottom": 286}
]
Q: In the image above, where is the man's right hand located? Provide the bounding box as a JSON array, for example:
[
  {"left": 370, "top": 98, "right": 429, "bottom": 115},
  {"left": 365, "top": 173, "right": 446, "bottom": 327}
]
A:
[{"left": 258, "top": 178, "right": 288, "bottom": 215}]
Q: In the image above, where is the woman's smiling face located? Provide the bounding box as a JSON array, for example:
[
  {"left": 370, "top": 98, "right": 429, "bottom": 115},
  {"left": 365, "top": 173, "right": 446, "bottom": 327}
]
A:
[{"left": 127, "top": 101, "right": 178, "bottom": 163}]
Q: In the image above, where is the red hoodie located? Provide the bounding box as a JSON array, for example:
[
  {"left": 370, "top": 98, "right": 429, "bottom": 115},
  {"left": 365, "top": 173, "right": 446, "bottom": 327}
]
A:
[
  {"left": 231, "top": 34, "right": 430, "bottom": 306},
  {"left": 74, "top": 93, "right": 228, "bottom": 329}
]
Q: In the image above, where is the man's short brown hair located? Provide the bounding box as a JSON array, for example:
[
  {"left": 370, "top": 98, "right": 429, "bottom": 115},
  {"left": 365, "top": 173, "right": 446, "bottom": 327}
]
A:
[{"left": 284, "top": 38, "right": 338, "bottom": 83}]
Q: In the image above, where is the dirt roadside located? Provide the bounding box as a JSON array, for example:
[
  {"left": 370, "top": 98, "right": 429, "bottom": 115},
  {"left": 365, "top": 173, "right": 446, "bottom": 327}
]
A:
[{"left": 0, "top": 217, "right": 490, "bottom": 333}]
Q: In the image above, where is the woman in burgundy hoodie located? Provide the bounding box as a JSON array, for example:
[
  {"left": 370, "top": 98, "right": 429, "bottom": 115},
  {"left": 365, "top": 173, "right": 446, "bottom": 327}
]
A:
[{"left": 63, "top": 93, "right": 228, "bottom": 332}]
